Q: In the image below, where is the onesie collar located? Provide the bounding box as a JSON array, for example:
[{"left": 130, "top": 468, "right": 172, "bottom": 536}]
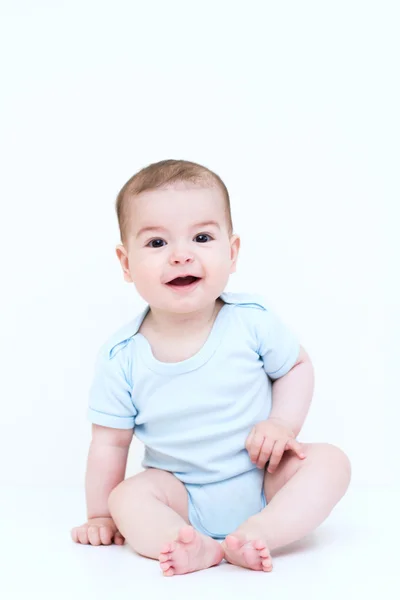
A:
[{"left": 105, "top": 291, "right": 264, "bottom": 359}]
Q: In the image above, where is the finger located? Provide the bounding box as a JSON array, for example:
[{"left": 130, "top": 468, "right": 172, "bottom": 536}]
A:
[
  {"left": 286, "top": 439, "right": 306, "bottom": 458},
  {"left": 78, "top": 527, "right": 89, "bottom": 545},
  {"left": 114, "top": 532, "right": 125, "bottom": 545},
  {"left": 248, "top": 432, "right": 265, "bottom": 463},
  {"left": 267, "top": 439, "right": 287, "bottom": 473},
  {"left": 99, "top": 526, "right": 113, "bottom": 545},
  {"left": 256, "top": 437, "right": 274, "bottom": 469},
  {"left": 72, "top": 523, "right": 88, "bottom": 543},
  {"left": 245, "top": 428, "right": 255, "bottom": 452},
  {"left": 88, "top": 526, "right": 101, "bottom": 546}
]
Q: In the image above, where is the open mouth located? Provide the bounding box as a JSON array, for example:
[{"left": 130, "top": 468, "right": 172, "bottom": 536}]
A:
[{"left": 166, "top": 275, "right": 201, "bottom": 287}]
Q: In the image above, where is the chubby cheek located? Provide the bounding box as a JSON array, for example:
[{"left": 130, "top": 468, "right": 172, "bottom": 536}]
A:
[
  {"left": 207, "top": 253, "right": 232, "bottom": 278},
  {"left": 199, "top": 260, "right": 230, "bottom": 295},
  {"left": 129, "top": 254, "right": 162, "bottom": 291}
]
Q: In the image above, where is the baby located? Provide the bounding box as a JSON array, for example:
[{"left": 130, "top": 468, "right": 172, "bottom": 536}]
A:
[{"left": 71, "top": 159, "right": 351, "bottom": 576}]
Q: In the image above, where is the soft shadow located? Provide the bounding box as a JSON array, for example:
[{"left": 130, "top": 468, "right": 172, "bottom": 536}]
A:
[{"left": 271, "top": 530, "right": 330, "bottom": 558}]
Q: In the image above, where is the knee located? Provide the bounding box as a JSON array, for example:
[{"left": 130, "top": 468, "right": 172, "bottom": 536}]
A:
[
  {"left": 108, "top": 469, "right": 172, "bottom": 516},
  {"left": 108, "top": 472, "right": 146, "bottom": 515},
  {"left": 317, "top": 443, "right": 352, "bottom": 483}
]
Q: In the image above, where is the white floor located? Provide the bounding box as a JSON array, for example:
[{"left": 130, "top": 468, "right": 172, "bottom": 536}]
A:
[{"left": 1, "top": 483, "right": 398, "bottom": 600}]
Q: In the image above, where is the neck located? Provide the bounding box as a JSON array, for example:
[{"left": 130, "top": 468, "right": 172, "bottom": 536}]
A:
[{"left": 146, "top": 299, "right": 223, "bottom": 338}]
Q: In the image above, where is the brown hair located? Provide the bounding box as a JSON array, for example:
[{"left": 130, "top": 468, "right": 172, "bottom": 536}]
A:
[{"left": 115, "top": 159, "right": 233, "bottom": 246}]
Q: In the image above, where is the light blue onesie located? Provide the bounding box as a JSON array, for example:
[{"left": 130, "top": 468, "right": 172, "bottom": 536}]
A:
[{"left": 88, "top": 292, "right": 300, "bottom": 539}]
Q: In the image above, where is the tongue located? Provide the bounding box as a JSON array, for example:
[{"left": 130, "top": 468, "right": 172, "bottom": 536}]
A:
[{"left": 169, "top": 276, "right": 197, "bottom": 286}]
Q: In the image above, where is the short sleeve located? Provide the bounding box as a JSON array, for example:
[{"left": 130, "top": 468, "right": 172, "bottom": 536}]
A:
[
  {"left": 256, "top": 308, "right": 300, "bottom": 380},
  {"left": 87, "top": 343, "right": 137, "bottom": 430}
]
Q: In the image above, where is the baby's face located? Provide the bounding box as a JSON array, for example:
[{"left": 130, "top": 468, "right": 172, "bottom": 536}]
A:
[{"left": 116, "top": 184, "right": 240, "bottom": 314}]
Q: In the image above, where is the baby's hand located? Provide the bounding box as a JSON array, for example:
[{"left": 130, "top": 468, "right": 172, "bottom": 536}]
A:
[
  {"left": 245, "top": 417, "right": 306, "bottom": 472},
  {"left": 71, "top": 516, "right": 125, "bottom": 546}
]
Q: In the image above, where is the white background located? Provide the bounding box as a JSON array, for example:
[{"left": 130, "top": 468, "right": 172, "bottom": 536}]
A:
[{"left": 1, "top": 0, "right": 398, "bottom": 494}]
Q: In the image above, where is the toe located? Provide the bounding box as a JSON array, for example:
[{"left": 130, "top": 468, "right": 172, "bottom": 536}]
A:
[
  {"left": 160, "top": 542, "right": 172, "bottom": 553},
  {"left": 177, "top": 526, "right": 196, "bottom": 544},
  {"left": 163, "top": 566, "right": 175, "bottom": 577},
  {"left": 259, "top": 548, "right": 270, "bottom": 558},
  {"left": 159, "top": 552, "right": 171, "bottom": 563},
  {"left": 253, "top": 539, "right": 266, "bottom": 551},
  {"left": 160, "top": 541, "right": 177, "bottom": 553},
  {"left": 262, "top": 559, "right": 273, "bottom": 572},
  {"left": 160, "top": 560, "right": 173, "bottom": 572}
]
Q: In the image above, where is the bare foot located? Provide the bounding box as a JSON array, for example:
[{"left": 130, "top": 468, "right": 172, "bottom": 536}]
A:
[
  {"left": 158, "top": 525, "right": 224, "bottom": 576},
  {"left": 222, "top": 533, "right": 273, "bottom": 572}
]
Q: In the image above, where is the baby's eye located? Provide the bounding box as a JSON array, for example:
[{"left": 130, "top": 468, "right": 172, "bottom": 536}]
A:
[
  {"left": 147, "top": 238, "right": 166, "bottom": 248},
  {"left": 194, "top": 233, "right": 213, "bottom": 243}
]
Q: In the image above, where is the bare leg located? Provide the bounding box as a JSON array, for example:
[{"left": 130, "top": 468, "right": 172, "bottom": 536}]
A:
[
  {"left": 108, "top": 468, "right": 223, "bottom": 576},
  {"left": 222, "top": 443, "right": 351, "bottom": 571}
]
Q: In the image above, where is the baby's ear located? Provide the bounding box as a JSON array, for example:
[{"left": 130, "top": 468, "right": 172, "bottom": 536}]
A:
[
  {"left": 115, "top": 245, "right": 134, "bottom": 283},
  {"left": 229, "top": 235, "right": 240, "bottom": 273}
]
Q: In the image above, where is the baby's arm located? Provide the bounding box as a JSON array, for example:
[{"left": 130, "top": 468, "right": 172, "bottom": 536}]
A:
[
  {"left": 71, "top": 424, "right": 133, "bottom": 545},
  {"left": 246, "top": 306, "right": 315, "bottom": 472},
  {"left": 86, "top": 424, "right": 133, "bottom": 518},
  {"left": 268, "top": 345, "right": 314, "bottom": 437}
]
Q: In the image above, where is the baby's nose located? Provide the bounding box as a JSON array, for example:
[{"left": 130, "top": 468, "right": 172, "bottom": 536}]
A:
[{"left": 169, "top": 248, "right": 194, "bottom": 264}]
